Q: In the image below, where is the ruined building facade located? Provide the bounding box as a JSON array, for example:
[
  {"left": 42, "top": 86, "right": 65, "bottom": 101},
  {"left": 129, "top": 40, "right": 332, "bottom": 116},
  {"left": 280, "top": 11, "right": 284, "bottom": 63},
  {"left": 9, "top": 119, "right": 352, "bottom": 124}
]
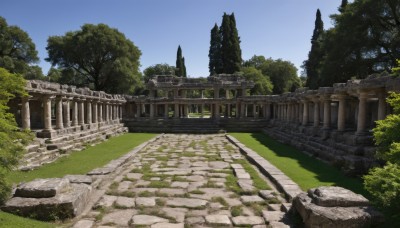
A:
[{"left": 9, "top": 74, "right": 400, "bottom": 175}]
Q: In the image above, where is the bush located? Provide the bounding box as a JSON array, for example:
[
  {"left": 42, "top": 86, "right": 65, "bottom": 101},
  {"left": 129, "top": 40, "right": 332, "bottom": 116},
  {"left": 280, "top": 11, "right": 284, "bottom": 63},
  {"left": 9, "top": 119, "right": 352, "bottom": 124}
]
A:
[
  {"left": 0, "top": 67, "right": 32, "bottom": 203},
  {"left": 364, "top": 92, "right": 400, "bottom": 211}
]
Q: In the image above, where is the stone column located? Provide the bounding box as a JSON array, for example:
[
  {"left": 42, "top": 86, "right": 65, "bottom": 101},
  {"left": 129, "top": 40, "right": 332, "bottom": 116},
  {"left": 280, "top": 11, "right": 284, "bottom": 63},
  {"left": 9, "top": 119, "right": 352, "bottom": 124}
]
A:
[
  {"left": 72, "top": 99, "right": 78, "bottom": 126},
  {"left": 78, "top": 99, "right": 85, "bottom": 125},
  {"left": 337, "top": 94, "right": 346, "bottom": 131},
  {"left": 164, "top": 104, "right": 168, "bottom": 118},
  {"left": 225, "top": 90, "right": 230, "bottom": 99},
  {"left": 240, "top": 103, "right": 245, "bottom": 118},
  {"left": 55, "top": 96, "right": 64, "bottom": 129},
  {"left": 43, "top": 95, "right": 53, "bottom": 131},
  {"left": 215, "top": 103, "right": 220, "bottom": 119},
  {"left": 119, "top": 105, "right": 123, "bottom": 119},
  {"left": 313, "top": 98, "right": 320, "bottom": 128},
  {"left": 99, "top": 102, "right": 103, "bottom": 122},
  {"left": 92, "top": 101, "right": 98, "bottom": 123},
  {"left": 302, "top": 100, "right": 309, "bottom": 126},
  {"left": 377, "top": 90, "right": 386, "bottom": 120},
  {"left": 253, "top": 104, "right": 257, "bottom": 119},
  {"left": 21, "top": 96, "right": 31, "bottom": 130},
  {"left": 150, "top": 103, "right": 155, "bottom": 118},
  {"left": 174, "top": 103, "right": 179, "bottom": 118},
  {"left": 227, "top": 104, "right": 231, "bottom": 118},
  {"left": 63, "top": 99, "right": 70, "bottom": 128},
  {"left": 201, "top": 103, "right": 205, "bottom": 118},
  {"left": 86, "top": 100, "right": 92, "bottom": 124},
  {"left": 105, "top": 103, "right": 110, "bottom": 121},
  {"left": 265, "top": 103, "right": 271, "bottom": 119},
  {"left": 356, "top": 91, "right": 368, "bottom": 135},
  {"left": 322, "top": 96, "right": 331, "bottom": 129},
  {"left": 298, "top": 103, "right": 303, "bottom": 124},
  {"left": 236, "top": 103, "right": 240, "bottom": 118}
]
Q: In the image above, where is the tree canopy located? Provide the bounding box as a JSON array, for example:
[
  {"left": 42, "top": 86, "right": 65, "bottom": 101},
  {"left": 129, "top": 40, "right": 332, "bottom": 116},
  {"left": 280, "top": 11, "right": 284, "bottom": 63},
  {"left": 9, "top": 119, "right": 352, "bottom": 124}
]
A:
[
  {"left": 46, "top": 23, "right": 142, "bottom": 94},
  {"left": 0, "top": 16, "right": 39, "bottom": 78},
  {"left": 208, "top": 24, "right": 223, "bottom": 75},
  {"left": 143, "top": 63, "right": 176, "bottom": 82},
  {"left": 244, "top": 55, "right": 300, "bottom": 94},
  {"left": 0, "top": 67, "right": 32, "bottom": 203},
  {"left": 175, "top": 45, "right": 187, "bottom": 77},
  {"left": 208, "top": 13, "right": 242, "bottom": 75},
  {"left": 241, "top": 66, "right": 273, "bottom": 95},
  {"left": 304, "top": 0, "right": 400, "bottom": 87},
  {"left": 304, "top": 9, "right": 324, "bottom": 89}
]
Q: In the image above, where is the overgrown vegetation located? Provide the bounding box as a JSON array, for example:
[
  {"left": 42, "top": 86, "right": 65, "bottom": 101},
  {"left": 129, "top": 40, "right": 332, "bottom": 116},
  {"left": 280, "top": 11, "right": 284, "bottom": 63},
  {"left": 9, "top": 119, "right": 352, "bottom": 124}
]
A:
[
  {"left": 364, "top": 92, "right": 400, "bottom": 223},
  {"left": 0, "top": 68, "right": 33, "bottom": 203}
]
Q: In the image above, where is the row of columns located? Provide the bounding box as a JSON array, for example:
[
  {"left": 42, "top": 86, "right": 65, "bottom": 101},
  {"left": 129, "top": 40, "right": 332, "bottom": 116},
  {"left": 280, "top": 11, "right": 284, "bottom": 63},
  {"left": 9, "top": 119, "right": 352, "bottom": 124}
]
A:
[
  {"left": 21, "top": 95, "right": 124, "bottom": 131},
  {"left": 272, "top": 90, "right": 386, "bottom": 135}
]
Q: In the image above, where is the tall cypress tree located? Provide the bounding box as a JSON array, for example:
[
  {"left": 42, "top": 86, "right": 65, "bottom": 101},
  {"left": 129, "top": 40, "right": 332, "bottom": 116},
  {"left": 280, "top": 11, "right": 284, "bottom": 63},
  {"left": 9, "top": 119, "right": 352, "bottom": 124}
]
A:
[
  {"left": 220, "top": 13, "right": 242, "bottom": 74},
  {"left": 228, "top": 13, "right": 242, "bottom": 73},
  {"left": 304, "top": 9, "right": 324, "bottom": 89},
  {"left": 208, "top": 24, "right": 223, "bottom": 75},
  {"left": 339, "top": 0, "right": 348, "bottom": 13},
  {"left": 182, "top": 57, "right": 187, "bottom": 77},
  {"left": 220, "top": 13, "right": 232, "bottom": 74},
  {"left": 175, "top": 45, "right": 184, "bottom": 77}
]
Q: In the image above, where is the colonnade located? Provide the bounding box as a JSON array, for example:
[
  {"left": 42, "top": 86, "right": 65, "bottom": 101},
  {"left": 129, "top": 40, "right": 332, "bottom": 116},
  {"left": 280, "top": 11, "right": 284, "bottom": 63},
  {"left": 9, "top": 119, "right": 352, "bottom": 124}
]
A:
[{"left": 21, "top": 95, "right": 124, "bottom": 132}]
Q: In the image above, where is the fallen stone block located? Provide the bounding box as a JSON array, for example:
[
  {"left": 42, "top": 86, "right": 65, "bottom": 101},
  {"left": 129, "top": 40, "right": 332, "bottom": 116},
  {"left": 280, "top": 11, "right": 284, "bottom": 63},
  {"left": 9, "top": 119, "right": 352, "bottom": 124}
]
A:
[{"left": 293, "top": 186, "right": 384, "bottom": 228}]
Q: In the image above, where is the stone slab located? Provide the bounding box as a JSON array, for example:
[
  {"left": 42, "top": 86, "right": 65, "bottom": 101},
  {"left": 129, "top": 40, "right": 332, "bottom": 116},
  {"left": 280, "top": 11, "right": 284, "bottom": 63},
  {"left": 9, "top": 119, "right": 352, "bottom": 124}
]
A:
[
  {"left": 131, "top": 215, "right": 168, "bottom": 225},
  {"left": 205, "top": 215, "right": 231, "bottom": 225},
  {"left": 73, "top": 219, "right": 94, "bottom": 228},
  {"left": 135, "top": 197, "right": 156, "bottom": 206},
  {"left": 64, "top": 175, "right": 93, "bottom": 185},
  {"left": 2, "top": 183, "right": 91, "bottom": 220},
  {"left": 151, "top": 223, "right": 184, "bottom": 228},
  {"left": 308, "top": 186, "right": 370, "bottom": 207},
  {"left": 232, "top": 216, "right": 265, "bottom": 226},
  {"left": 115, "top": 196, "right": 135, "bottom": 208},
  {"left": 166, "top": 198, "right": 207, "bottom": 208},
  {"left": 240, "top": 195, "right": 265, "bottom": 204},
  {"left": 101, "top": 209, "right": 136, "bottom": 226},
  {"left": 14, "top": 178, "right": 70, "bottom": 198}
]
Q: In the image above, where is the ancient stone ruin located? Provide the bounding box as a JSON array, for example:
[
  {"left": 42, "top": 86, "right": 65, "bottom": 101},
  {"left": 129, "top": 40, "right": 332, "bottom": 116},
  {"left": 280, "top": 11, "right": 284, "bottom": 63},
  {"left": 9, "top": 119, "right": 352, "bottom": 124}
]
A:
[
  {"left": 293, "top": 186, "right": 384, "bottom": 228},
  {"left": 4, "top": 73, "right": 399, "bottom": 226},
  {"left": 9, "top": 73, "right": 400, "bottom": 175}
]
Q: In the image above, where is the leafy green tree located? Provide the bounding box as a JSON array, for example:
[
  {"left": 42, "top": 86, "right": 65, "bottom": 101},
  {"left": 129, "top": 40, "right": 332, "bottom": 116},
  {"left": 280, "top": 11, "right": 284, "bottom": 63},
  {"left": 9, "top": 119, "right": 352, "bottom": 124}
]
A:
[
  {"left": 304, "top": 9, "right": 325, "bottom": 89},
  {"left": 46, "top": 23, "right": 142, "bottom": 94},
  {"left": 24, "top": 65, "right": 45, "bottom": 80},
  {"left": 244, "top": 55, "right": 300, "bottom": 94},
  {"left": 0, "top": 67, "right": 32, "bottom": 203},
  {"left": 364, "top": 91, "right": 400, "bottom": 213},
  {"left": 241, "top": 67, "right": 273, "bottom": 95},
  {"left": 220, "top": 13, "right": 242, "bottom": 74},
  {"left": 46, "top": 67, "right": 62, "bottom": 82},
  {"left": 318, "top": 0, "right": 400, "bottom": 86},
  {"left": 208, "top": 24, "right": 223, "bottom": 75},
  {"left": 175, "top": 45, "right": 186, "bottom": 77},
  {"left": 143, "top": 63, "right": 176, "bottom": 82},
  {"left": 0, "top": 16, "right": 39, "bottom": 77}
]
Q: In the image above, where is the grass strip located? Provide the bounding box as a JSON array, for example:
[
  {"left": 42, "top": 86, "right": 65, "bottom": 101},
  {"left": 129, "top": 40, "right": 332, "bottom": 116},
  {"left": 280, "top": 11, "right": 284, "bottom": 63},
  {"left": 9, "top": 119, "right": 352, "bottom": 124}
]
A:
[
  {"left": 230, "top": 132, "right": 368, "bottom": 197},
  {"left": 8, "top": 133, "right": 157, "bottom": 184}
]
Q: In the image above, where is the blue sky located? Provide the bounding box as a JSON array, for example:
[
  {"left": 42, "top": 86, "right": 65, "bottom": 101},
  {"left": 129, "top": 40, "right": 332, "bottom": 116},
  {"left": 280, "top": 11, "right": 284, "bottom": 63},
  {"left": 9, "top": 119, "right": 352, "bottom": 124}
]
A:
[{"left": 0, "top": 0, "right": 341, "bottom": 77}]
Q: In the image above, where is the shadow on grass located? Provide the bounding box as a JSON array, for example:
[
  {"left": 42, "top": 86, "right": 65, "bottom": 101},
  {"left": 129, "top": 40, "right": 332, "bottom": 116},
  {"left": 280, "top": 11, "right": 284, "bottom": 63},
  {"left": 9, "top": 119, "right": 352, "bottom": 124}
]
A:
[{"left": 235, "top": 132, "right": 369, "bottom": 198}]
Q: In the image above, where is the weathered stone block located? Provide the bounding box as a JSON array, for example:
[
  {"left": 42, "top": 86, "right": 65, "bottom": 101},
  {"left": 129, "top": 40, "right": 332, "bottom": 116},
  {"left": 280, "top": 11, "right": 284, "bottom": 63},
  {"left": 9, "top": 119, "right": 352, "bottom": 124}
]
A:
[
  {"left": 2, "top": 183, "right": 91, "bottom": 220},
  {"left": 14, "top": 178, "right": 69, "bottom": 198},
  {"left": 293, "top": 187, "right": 384, "bottom": 228}
]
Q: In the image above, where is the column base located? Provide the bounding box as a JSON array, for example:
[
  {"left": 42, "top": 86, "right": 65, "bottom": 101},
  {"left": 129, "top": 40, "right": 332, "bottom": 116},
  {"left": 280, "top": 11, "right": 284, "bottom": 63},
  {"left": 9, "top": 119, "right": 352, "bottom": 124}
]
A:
[{"left": 37, "top": 129, "right": 57, "bottom": 138}]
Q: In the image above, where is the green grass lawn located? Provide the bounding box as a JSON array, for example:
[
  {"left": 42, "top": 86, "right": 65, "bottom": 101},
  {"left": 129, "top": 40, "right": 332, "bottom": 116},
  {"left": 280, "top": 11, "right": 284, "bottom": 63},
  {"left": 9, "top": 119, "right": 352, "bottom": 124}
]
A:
[
  {"left": 230, "top": 132, "right": 369, "bottom": 197},
  {"left": 1, "top": 133, "right": 157, "bottom": 227},
  {"left": 8, "top": 133, "right": 158, "bottom": 184},
  {"left": 0, "top": 212, "right": 55, "bottom": 228}
]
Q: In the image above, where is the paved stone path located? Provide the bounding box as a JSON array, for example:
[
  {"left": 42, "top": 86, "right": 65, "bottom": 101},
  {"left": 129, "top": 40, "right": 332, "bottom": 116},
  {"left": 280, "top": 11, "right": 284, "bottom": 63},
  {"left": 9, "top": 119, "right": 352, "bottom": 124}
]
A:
[{"left": 73, "top": 134, "right": 291, "bottom": 227}]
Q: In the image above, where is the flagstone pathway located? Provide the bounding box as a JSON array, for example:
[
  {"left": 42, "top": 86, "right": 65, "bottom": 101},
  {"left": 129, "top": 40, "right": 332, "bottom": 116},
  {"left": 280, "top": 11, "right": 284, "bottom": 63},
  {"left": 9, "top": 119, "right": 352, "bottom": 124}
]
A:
[{"left": 73, "top": 134, "right": 292, "bottom": 228}]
